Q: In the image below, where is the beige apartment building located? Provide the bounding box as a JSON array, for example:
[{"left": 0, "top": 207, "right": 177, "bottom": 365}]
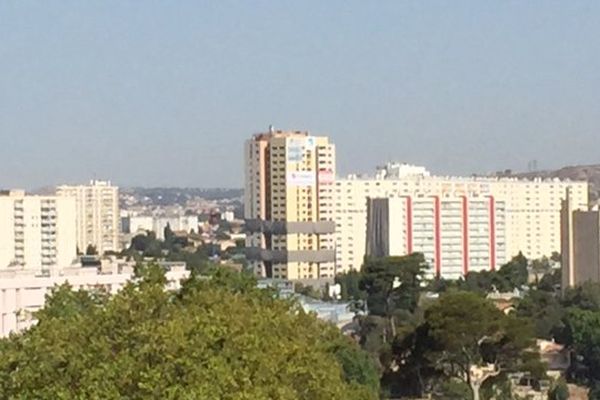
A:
[
  {"left": 335, "top": 163, "right": 588, "bottom": 274},
  {"left": 0, "top": 190, "right": 77, "bottom": 271},
  {"left": 57, "top": 180, "right": 120, "bottom": 254},
  {"left": 561, "top": 189, "right": 600, "bottom": 289},
  {"left": 244, "top": 128, "right": 336, "bottom": 280}
]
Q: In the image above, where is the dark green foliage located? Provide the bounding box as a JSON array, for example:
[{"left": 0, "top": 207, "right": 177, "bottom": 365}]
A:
[
  {"left": 124, "top": 230, "right": 213, "bottom": 273},
  {"left": 497, "top": 252, "right": 529, "bottom": 289},
  {"left": 294, "top": 282, "right": 323, "bottom": 299},
  {"left": 530, "top": 256, "right": 551, "bottom": 284},
  {"left": 538, "top": 268, "right": 562, "bottom": 292},
  {"left": 335, "top": 270, "right": 366, "bottom": 301},
  {"left": 351, "top": 252, "right": 547, "bottom": 398},
  {"left": 548, "top": 377, "right": 569, "bottom": 400},
  {"left": 332, "top": 339, "right": 380, "bottom": 394},
  {"left": 516, "top": 289, "right": 565, "bottom": 339},
  {"left": 563, "top": 282, "right": 600, "bottom": 311},
  {"left": 425, "top": 291, "right": 541, "bottom": 375},
  {"left": 357, "top": 315, "right": 391, "bottom": 368},
  {"left": 551, "top": 252, "right": 561, "bottom": 263},
  {"left": 85, "top": 244, "right": 98, "bottom": 255},
  {"left": 432, "top": 379, "right": 472, "bottom": 400},
  {"left": 163, "top": 223, "right": 174, "bottom": 245},
  {"left": 458, "top": 269, "right": 509, "bottom": 293},
  {"left": 130, "top": 230, "right": 158, "bottom": 252},
  {"left": 479, "top": 374, "right": 514, "bottom": 400},
  {"left": 435, "top": 253, "right": 531, "bottom": 295},
  {"left": 564, "top": 308, "right": 600, "bottom": 384},
  {"left": 415, "top": 292, "right": 543, "bottom": 399},
  {"left": 165, "top": 246, "right": 212, "bottom": 274},
  {"left": 359, "top": 253, "right": 427, "bottom": 316}
]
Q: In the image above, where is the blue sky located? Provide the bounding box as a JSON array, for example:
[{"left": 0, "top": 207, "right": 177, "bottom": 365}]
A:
[{"left": 1, "top": 1, "right": 600, "bottom": 188}]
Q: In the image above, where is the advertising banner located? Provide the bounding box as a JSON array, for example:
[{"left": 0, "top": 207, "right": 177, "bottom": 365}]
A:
[
  {"left": 318, "top": 170, "right": 334, "bottom": 184},
  {"left": 286, "top": 171, "right": 315, "bottom": 187}
]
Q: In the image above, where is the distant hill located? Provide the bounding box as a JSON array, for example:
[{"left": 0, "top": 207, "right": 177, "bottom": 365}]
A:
[
  {"left": 122, "top": 187, "right": 243, "bottom": 206},
  {"left": 508, "top": 164, "right": 600, "bottom": 203}
]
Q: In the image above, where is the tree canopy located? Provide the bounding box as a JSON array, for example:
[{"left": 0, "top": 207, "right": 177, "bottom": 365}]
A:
[
  {"left": 423, "top": 291, "right": 544, "bottom": 400},
  {"left": 359, "top": 253, "right": 427, "bottom": 316},
  {"left": 0, "top": 265, "right": 378, "bottom": 399}
]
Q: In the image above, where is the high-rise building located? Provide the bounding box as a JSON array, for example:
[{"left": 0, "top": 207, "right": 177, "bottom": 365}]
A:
[
  {"left": 244, "top": 128, "right": 336, "bottom": 280},
  {"left": 335, "top": 163, "right": 588, "bottom": 274},
  {"left": 57, "top": 180, "right": 120, "bottom": 254},
  {"left": 561, "top": 189, "right": 600, "bottom": 289},
  {"left": 365, "top": 195, "right": 506, "bottom": 279},
  {"left": 0, "top": 190, "right": 77, "bottom": 271}
]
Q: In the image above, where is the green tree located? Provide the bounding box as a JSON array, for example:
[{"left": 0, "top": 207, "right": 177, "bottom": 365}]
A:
[
  {"left": 163, "top": 223, "right": 174, "bottom": 247},
  {"left": 548, "top": 377, "right": 569, "bottom": 400},
  {"left": 563, "top": 308, "right": 600, "bottom": 385},
  {"left": 538, "top": 268, "right": 561, "bottom": 293},
  {"left": 423, "top": 291, "right": 544, "bottom": 400},
  {"left": 166, "top": 246, "right": 212, "bottom": 274},
  {"left": 530, "top": 257, "right": 551, "bottom": 285},
  {"left": 551, "top": 252, "right": 561, "bottom": 263},
  {"left": 335, "top": 270, "right": 366, "bottom": 301},
  {"left": 0, "top": 264, "right": 377, "bottom": 399},
  {"left": 457, "top": 253, "right": 529, "bottom": 294},
  {"left": 563, "top": 282, "right": 600, "bottom": 311},
  {"left": 459, "top": 270, "right": 509, "bottom": 293},
  {"left": 294, "top": 283, "right": 323, "bottom": 300},
  {"left": 359, "top": 253, "right": 427, "bottom": 316},
  {"left": 515, "top": 289, "right": 565, "bottom": 339},
  {"left": 85, "top": 244, "right": 98, "bottom": 255},
  {"left": 497, "top": 252, "right": 529, "bottom": 290}
]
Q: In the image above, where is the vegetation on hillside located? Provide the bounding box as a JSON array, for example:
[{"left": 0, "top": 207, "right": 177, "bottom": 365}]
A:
[{"left": 336, "top": 252, "right": 600, "bottom": 398}]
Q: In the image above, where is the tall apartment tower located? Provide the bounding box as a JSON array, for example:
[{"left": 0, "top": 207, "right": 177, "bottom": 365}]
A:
[
  {"left": 57, "top": 180, "right": 120, "bottom": 254},
  {"left": 561, "top": 189, "right": 600, "bottom": 290},
  {"left": 244, "top": 129, "right": 336, "bottom": 280},
  {"left": 0, "top": 190, "right": 77, "bottom": 271}
]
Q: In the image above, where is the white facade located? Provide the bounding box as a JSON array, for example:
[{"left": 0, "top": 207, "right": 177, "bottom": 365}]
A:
[
  {"left": 125, "top": 215, "right": 199, "bottom": 239},
  {"left": 57, "top": 180, "right": 120, "bottom": 254},
  {"left": 221, "top": 211, "right": 235, "bottom": 222},
  {"left": 335, "top": 164, "right": 589, "bottom": 274},
  {"left": 152, "top": 216, "right": 198, "bottom": 239},
  {"left": 127, "top": 215, "right": 154, "bottom": 233},
  {"left": 0, "top": 263, "right": 189, "bottom": 337},
  {"left": 366, "top": 196, "right": 506, "bottom": 279},
  {"left": 375, "top": 162, "right": 431, "bottom": 179},
  {"left": 0, "top": 190, "right": 77, "bottom": 272}
]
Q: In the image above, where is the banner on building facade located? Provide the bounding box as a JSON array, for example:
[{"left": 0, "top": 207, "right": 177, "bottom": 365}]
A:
[{"left": 286, "top": 171, "right": 316, "bottom": 187}]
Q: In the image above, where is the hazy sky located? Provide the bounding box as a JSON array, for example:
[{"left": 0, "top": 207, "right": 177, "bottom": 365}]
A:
[{"left": 1, "top": 1, "right": 600, "bottom": 189}]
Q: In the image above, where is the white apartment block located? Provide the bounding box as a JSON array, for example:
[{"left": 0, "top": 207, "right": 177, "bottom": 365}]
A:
[
  {"left": 244, "top": 128, "right": 336, "bottom": 280},
  {"left": 57, "top": 180, "right": 120, "bottom": 254},
  {"left": 123, "top": 214, "right": 199, "bottom": 239},
  {"left": 366, "top": 196, "right": 506, "bottom": 279},
  {"left": 0, "top": 262, "right": 189, "bottom": 337},
  {"left": 335, "top": 163, "right": 588, "bottom": 274},
  {"left": 0, "top": 190, "right": 77, "bottom": 271}
]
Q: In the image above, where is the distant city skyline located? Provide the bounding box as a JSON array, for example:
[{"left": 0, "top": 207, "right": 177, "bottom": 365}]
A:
[{"left": 2, "top": 1, "right": 600, "bottom": 189}]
